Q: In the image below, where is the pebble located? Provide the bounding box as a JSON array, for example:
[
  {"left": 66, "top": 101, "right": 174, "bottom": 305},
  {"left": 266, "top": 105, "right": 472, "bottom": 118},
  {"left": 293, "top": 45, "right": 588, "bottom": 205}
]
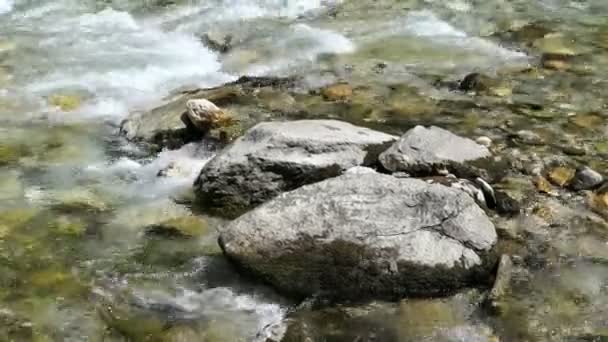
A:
[
  {"left": 476, "top": 136, "right": 492, "bottom": 147},
  {"left": 321, "top": 83, "right": 353, "bottom": 101},
  {"left": 570, "top": 166, "right": 603, "bottom": 191},
  {"left": 513, "top": 130, "right": 544, "bottom": 146},
  {"left": 494, "top": 191, "right": 521, "bottom": 216},
  {"left": 533, "top": 175, "right": 556, "bottom": 195},
  {"left": 547, "top": 166, "right": 575, "bottom": 187}
]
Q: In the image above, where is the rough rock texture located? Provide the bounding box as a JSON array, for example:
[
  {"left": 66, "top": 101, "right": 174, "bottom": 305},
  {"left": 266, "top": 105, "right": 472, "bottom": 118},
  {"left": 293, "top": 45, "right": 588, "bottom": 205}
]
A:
[
  {"left": 570, "top": 166, "right": 603, "bottom": 191},
  {"left": 184, "top": 98, "right": 235, "bottom": 132},
  {"left": 119, "top": 76, "right": 298, "bottom": 150},
  {"left": 194, "top": 120, "right": 397, "bottom": 216},
  {"left": 379, "top": 126, "right": 491, "bottom": 178},
  {"left": 219, "top": 173, "right": 498, "bottom": 300}
]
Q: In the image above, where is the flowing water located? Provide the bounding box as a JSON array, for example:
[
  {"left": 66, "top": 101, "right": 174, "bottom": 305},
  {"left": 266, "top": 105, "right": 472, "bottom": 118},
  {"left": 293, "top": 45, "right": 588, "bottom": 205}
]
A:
[{"left": 1, "top": 0, "right": 608, "bottom": 341}]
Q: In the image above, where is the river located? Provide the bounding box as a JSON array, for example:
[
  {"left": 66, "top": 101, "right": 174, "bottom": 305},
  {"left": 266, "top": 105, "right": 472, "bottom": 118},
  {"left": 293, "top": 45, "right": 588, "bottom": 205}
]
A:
[{"left": 1, "top": 0, "right": 608, "bottom": 341}]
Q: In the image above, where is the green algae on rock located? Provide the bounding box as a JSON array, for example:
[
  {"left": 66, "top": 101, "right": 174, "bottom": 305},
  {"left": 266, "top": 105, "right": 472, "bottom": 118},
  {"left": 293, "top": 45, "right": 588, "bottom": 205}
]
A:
[{"left": 144, "top": 216, "right": 209, "bottom": 239}]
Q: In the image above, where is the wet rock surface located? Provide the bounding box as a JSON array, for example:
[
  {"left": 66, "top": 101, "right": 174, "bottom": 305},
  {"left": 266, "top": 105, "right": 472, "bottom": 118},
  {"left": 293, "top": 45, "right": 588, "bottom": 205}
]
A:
[
  {"left": 219, "top": 173, "right": 497, "bottom": 300},
  {"left": 194, "top": 119, "right": 396, "bottom": 217},
  {"left": 379, "top": 125, "right": 492, "bottom": 178}
]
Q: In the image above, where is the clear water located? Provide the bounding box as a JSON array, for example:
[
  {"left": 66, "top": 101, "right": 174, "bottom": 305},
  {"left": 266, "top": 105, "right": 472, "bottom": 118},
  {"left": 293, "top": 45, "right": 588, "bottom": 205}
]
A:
[{"left": 1, "top": 0, "right": 608, "bottom": 340}]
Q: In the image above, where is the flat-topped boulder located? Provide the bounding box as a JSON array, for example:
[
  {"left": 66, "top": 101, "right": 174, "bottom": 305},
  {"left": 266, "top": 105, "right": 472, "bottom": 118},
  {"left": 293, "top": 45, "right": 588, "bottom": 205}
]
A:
[
  {"left": 219, "top": 172, "right": 498, "bottom": 300},
  {"left": 194, "top": 120, "right": 397, "bottom": 216},
  {"left": 379, "top": 126, "right": 491, "bottom": 178}
]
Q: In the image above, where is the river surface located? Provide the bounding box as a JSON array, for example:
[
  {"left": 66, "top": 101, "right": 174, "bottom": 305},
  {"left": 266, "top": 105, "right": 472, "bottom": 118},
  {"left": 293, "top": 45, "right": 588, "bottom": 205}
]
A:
[{"left": 1, "top": 0, "right": 608, "bottom": 341}]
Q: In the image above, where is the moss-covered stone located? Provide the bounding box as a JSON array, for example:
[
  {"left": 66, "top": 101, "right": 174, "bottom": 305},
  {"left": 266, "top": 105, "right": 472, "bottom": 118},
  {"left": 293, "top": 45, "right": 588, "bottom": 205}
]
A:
[
  {"left": 144, "top": 216, "right": 208, "bottom": 239},
  {"left": 0, "top": 144, "right": 29, "bottom": 166},
  {"left": 50, "top": 215, "right": 88, "bottom": 237},
  {"left": 48, "top": 94, "right": 82, "bottom": 112},
  {"left": 161, "top": 326, "right": 200, "bottom": 342},
  {"left": 97, "top": 302, "right": 166, "bottom": 341},
  {"left": 398, "top": 299, "right": 462, "bottom": 337},
  {"left": 51, "top": 189, "right": 109, "bottom": 214},
  {"left": 547, "top": 167, "right": 575, "bottom": 187},
  {"left": 321, "top": 83, "right": 353, "bottom": 101},
  {"left": 0, "top": 208, "right": 38, "bottom": 229},
  {"left": 533, "top": 175, "right": 555, "bottom": 195}
]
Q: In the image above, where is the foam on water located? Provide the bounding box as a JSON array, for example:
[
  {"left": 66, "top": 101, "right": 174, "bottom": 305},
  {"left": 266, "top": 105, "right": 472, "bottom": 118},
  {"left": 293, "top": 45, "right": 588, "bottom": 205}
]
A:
[
  {"left": 403, "top": 11, "right": 525, "bottom": 59},
  {"left": 245, "top": 23, "right": 356, "bottom": 75},
  {"left": 22, "top": 8, "right": 230, "bottom": 121},
  {"left": 0, "top": 0, "right": 12, "bottom": 15},
  {"left": 84, "top": 142, "right": 213, "bottom": 201}
]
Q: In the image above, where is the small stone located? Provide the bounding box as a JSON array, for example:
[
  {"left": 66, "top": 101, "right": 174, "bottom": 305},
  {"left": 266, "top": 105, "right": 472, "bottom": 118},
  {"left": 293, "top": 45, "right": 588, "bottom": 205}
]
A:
[
  {"left": 200, "top": 32, "right": 233, "bottom": 54},
  {"left": 533, "top": 176, "right": 555, "bottom": 195},
  {"left": 589, "top": 187, "right": 608, "bottom": 219},
  {"left": 572, "top": 113, "right": 604, "bottom": 130},
  {"left": 541, "top": 53, "right": 572, "bottom": 71},
  {"left": 156, "top": 162, "right": 188, "bottom": 178},
  {"left": 459, "top": 73, "right": 495, "bottom": 93},
  {"left": 494, "top": 191, "right": 520, "bottom": 216},
  {"left": 513, "top": 130, "right": 544, "bottom": 146},
  {"left": 48, "top": 94, "right": 81, "bottom": 112},
  {"left": 476, "top": 136, "right": 492, "bottom": 147},
  {"left": 547, "top": 167, "right": 575, "bottom": 187},
  {"left": 144, "top": 216, "right": 208, "bottom": 239},
  {"left": 184, "top": 99, "right": 236, "bottom": 133},
  {"left": 561, "top": 145, "right": 586, "bottom": 156},
  {"left": 321, "top": 83, "right": 353, "bottom": 101},
  {"left": 487, "top": 255, "right": 513, "bottom": 315},
  {"left": 459, "top": 73, "right": 511, "bottom": 96},
  {"left": 534, "top": 33, "right": 576, "bottom": 56},
  {"left": 570, "top": 167, "right": 603, "bottom": 191}
]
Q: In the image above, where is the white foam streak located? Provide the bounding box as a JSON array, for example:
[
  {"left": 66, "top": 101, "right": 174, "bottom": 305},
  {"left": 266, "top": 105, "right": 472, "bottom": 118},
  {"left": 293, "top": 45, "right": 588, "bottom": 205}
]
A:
[
  {"left": 0, "top": 0, "right": 13, "bottom": 15},
  {"left": 245, "top": 23, "right": 355, "bottom": 75},
  {"left": 84, "top": 143, "right": 213, "bottom": 201},
  {"left": 402, "top": 10, "right": 526, "bottom": 59}
]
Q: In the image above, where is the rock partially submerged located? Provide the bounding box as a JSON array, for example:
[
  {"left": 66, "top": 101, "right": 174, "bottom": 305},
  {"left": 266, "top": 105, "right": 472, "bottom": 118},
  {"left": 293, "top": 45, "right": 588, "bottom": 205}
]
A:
[
  {"left": 194, "top": 120, "right": 397, "bottom": 216},
  {"left": 182, "top": 99, "right": 236, "bottom": 133},
  {"left": 220, "top": 173, "right": 498, "bottom": 300},
  {"left": 119, "top": 76, "right": 298, "bottom": 150},
  {"left": 379, "top": 125, "right": 492, "bottom": 178}
]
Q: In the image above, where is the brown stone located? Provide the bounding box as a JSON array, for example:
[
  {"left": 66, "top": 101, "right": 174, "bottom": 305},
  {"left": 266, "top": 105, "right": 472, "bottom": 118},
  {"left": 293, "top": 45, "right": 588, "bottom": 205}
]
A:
[
  {"left": 533, "top": 176, "right": 555, "bottom": 195},
  {"left": 321, "top": 83, "right": 353, "bottom": 101},
  {"left": 547, "top": 167, "right": 575, "bottom": 187}
]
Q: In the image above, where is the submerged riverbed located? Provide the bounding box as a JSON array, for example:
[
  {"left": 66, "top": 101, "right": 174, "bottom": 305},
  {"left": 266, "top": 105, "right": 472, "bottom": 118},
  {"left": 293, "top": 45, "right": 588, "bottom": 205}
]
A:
[{"left": 1, "top": 0, "right": 608, "bottom": 341}]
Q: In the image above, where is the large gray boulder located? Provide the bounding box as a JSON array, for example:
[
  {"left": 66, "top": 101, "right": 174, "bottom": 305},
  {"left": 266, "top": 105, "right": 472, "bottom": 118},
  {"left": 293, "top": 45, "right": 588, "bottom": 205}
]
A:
[
  {"left": 194, "top": 120, "right": 397, "bottom": 216},
  {"left": 219, "top": 172, "right": 498, "bottom": 300},
  {"left": 379, "top": 126, "right": 491, "bottom": 178}
]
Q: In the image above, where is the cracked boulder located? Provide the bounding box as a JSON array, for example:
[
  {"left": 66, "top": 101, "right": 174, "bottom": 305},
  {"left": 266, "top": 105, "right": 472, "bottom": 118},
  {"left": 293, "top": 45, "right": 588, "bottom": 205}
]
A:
[
  {"left": 379, "top": 126, "right": 492, "bottom": 178},
  {"left": 219, "top": 172, "right": 498, "bottom": 300},
  {"left": 194, "top": 120, "right": 396, "bottom": 217}
]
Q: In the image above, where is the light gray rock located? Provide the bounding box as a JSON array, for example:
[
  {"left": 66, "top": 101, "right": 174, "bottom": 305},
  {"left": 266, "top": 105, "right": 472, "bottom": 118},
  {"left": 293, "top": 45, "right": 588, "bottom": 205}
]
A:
[
  {"left": 379, "top": 126, "right": 491, "bottom": 178},
  {"left": 194, "top": 120, "right": 397, "bottom": 216},
  {"left": 220, "top": 173, "right": 498, "bottom": 300},
  {"left": 570, "top": 166, "right": 603, "bottom": 191}
]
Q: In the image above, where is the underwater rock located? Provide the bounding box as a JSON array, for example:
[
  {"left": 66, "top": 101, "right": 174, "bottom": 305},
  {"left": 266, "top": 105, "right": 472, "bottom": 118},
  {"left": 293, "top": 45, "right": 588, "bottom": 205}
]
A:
[
  {"left": 321, "top": 83, "right": 353, "bottom": 101},
  {"left": 220, "top": 173, "right": 497, "bottom": 300},
  {"left": 0, "top": 144, "right": 29, "bottom": 166},
  {"left": 144, "top": 216, "right": 209, "bottom": 239},
  {"left": 533, "top": 175, "right": 556, "bottom": 195},
  {"left": 486, "top": 255, "right": 514, "bottom": 315},
  {"left": 119, "top": 76, "right": 297, "bottom": 150},
  {"left": 569, "top": 166, "right": 603, "bottom": 191},
  {"left": 48, "top": 94, "right": 82, "bottom": 112},
  {"left": 547, "top": 166, "right": 575, "bottom": 188},
  {"left": 379, "top": 126, "right": 491, "bottom": 178},
  {"left": 195, "top": 120, "right": 396, "bottom": 217}
]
